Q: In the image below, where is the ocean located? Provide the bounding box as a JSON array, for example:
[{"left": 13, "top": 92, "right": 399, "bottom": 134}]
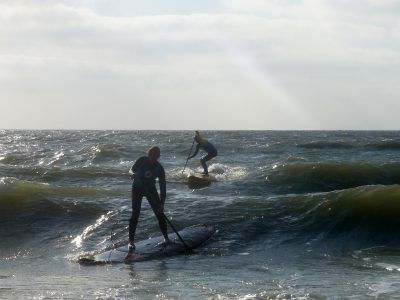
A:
[{"left": 1, "top": 130, "right": 400, "bottom": 299}]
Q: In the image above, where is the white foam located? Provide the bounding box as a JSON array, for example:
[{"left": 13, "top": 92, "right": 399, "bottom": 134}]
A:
[
  {"left": 209, "top": 163, "right": 248, "bottom": 181},
  {"left": 376, "top": 262, "right": 400, "bottom": 272},
  {"left": 167, "top": 164, "right": 248, "bottom": 182},
  {"left": 71, "top": 211, "right": 115, "bottom": 248},
  {"left": 368, "top": 277, "right": 400, "bottom": 297}
]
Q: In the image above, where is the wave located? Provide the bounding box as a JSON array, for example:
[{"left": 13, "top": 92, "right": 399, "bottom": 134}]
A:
[
  {"left": 42, "top": 165, "right": 129, "bottom": 181},
  {"left": 3, "top": 178, "right": 399, "bottom": 251},
  {"left": 77, "top": 144, "right": 129, "bottom": 161},
  {"left": 365, "top": 139, "right": 400, "bottom": 151},
  {"left": 297, "top": 141, "right": 354, "bottom": 149},
  {"left": 298, "top": 139, "right": 400, "bottom": 151},
  {"left": 0, "top": 143, "right": 132, "bottom": 169},
  {"left": 2, "top": 165, "right": 130, "bottom": 182},
  {"left": 231, "top": 185, "right": 400, "bottom": 249},
  {"left": 0, "top": 153, "right": 34, "bottom": 165},
  {"left": 0, "top": 177, "right": 115, "bottom": 227},
  {"left": 266, "top": 161, "right": 400, "bottom": 193},
  {"left": 220, "top": 185, "right": 400, "bottom": 250},
  {"left": 279, "top": 185, "right": 400, "bottom": 247}
]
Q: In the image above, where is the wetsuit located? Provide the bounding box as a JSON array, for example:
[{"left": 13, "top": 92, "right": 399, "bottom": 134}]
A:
[
  {"left": 191, "top": 137, "right": 218, "bottom": 175},
  {"left": 129, "top": 156, "right": 167, "bottom": 243}
]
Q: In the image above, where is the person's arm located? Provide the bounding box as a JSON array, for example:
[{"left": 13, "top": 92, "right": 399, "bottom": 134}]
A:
[
  {"left": 158, "top": 165, "right": 166, "bottom": 205},
  {"left": 188, "top": 144, "right": 200, "bottom": 159},
  {"left": 129, "top": 156, "right": 145, "bottom": 179}
]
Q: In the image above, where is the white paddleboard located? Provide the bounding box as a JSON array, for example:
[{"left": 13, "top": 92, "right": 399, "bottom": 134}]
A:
[{"left": 78, "top": 224, "right": 215, "bottom": 265}]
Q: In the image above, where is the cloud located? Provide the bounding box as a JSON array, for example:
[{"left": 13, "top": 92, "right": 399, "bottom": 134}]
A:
[{"left": 0, "top": 1, "right": 399, "bottom": 129}]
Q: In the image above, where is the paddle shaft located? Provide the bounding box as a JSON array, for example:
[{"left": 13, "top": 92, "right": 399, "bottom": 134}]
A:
[
  {"left": 162, "top": 213, "right": 191, "bottom": 252},
  {"left": 182, "top": 137, "right": 196, "bottom": 174}
]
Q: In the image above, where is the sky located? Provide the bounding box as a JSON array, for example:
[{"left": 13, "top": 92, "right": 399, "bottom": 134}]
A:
[{"left": 1, "top": 0, "right": 399, "bottom": 130}]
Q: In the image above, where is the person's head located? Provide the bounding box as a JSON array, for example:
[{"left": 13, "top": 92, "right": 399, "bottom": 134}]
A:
[{"left": 147, "top": 146, "right": 160, "bottom": 164}]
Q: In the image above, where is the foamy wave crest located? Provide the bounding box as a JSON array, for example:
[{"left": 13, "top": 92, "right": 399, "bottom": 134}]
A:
[
  {"left": 209, "top": 163, "right": 248, "bottom": 181},
  {"left": 168, "top": 164, "right": 248, "bottom": 183},
  {"left": 72, "top": 210, "right": 117, "bottom": 249},
  {"left": 69, "top": 207, "right": 130, "bottom": 261},
  {"left": 167, "top": 167, "right": 192, "bottom": 182},
  {"left": 77, "top": 144, "right": 128, "bottom": 163}
]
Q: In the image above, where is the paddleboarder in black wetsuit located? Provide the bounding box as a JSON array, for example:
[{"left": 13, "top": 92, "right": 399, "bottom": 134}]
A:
[
  {"left": 188, "top": 131, "right": 218, "bottom": 176},
  {"left": 128, "top": 146, "right": 171, "bottom": 254}
]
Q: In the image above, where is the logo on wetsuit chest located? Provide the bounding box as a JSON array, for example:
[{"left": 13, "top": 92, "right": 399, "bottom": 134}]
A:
[{"left": 145, "top": 170, "right": 153, "bottom": 178}]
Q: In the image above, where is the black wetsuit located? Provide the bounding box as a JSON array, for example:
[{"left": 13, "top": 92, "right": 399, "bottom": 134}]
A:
[
  {"left": 191, "top": 138, "right": 218, "bottom": 175},
  {"left": 129, "top": 156, "right": 166, "bottom": 243}
]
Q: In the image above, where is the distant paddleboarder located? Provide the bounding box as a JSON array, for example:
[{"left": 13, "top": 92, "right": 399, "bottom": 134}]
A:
[
  {"left": 128, "top": 146, "right": 171, "bottom": 255},
  {"left": 188, "top": 131, "right": 218, "bottom": 176}
]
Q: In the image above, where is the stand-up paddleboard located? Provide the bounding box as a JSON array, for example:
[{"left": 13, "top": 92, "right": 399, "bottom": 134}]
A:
[
  {"left": 78, "top": 224, "right": 215, "bottom": 265},
  {"left": 188, "top": 175, "right": 211, "bottom": 189}
]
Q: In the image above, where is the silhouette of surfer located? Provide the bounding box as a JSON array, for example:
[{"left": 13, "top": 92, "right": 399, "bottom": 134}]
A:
[
  {"left": 127, "top": 146, "right": 171, "bottom": 257},
  {"left": 188, "top": 131, "right": 218, "bottom": 176}
]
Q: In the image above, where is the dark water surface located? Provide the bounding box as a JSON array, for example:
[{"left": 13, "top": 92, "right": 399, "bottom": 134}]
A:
[{"left": 1, "top": 130, "right": 400, "bottom": 299}]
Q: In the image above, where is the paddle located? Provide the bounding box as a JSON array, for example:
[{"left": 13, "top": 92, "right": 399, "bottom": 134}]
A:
[
  {"left": 162, "top": 213, "right": 191, "bottom": 253},
  {"left": 182, "top": 135, "right": 196, "bottom": 174}
]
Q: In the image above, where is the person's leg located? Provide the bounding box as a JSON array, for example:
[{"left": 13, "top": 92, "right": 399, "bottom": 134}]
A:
[
  {"left": 129, "top": 187, "right": 143, "bottom": 247},
  {"left": 200, "top": 153, "right": 216, "bottom": 175},
  {"left": 146, "top": 188, "right": 169, "bottom": 242}
]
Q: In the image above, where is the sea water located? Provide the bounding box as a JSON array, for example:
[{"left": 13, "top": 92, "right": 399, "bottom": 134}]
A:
[{"left": 1, "top": 130, "right": 400, "bottom": 299}]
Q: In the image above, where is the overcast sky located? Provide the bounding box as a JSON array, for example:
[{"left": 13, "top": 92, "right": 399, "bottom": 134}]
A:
[{"left": 1, "top": 0, "right": 399, "bottom": 130}]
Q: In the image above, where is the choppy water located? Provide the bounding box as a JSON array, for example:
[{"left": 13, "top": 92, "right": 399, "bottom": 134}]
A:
[{"left": 1, "top": 130, "right": 400, "bottom": 299}]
